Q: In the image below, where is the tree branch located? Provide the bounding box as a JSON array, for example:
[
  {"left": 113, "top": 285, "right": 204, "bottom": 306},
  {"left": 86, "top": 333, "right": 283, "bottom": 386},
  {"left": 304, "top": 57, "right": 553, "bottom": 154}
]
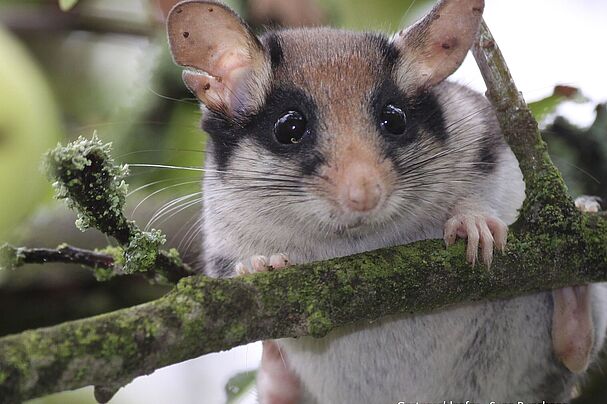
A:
[
  {"left": 472, "top": 21, "right": 579, "bottom": 235},
  {"left": 0, "top": 6, "right": 154, "bottom": 38},
  {"left": 0, "top": 244, "right": 123, "bottom": 281},
  {"left": 1, "top": 244, "right": 113, "bottom": 268},
  {"left": 1, "top": 226, "right": 607, "bottom": 403},
  {"left": 0, "top": 19, "right": 603, "bottom": 404}
]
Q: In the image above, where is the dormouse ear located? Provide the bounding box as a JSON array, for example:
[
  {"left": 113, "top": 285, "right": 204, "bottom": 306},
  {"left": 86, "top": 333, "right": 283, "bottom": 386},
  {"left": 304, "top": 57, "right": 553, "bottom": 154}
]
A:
[
  {"left": 392, "top": 0, "right": 484, "bottom": 91},
  {"left": 167, "top": 1, "right": 270, "bottom": 116}
]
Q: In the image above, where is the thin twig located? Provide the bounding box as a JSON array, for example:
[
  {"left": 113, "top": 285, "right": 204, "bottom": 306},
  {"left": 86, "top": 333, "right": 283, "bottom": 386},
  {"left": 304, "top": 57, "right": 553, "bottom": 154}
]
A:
[
  {"left": 0, "top": 244, "right": 122, "bottom": 280},
  {"left": 0, "top": 7, "right": 154, "bottom": 37},
  {"left": 15, "top": 245, "right": 115, "bottom": 268}
]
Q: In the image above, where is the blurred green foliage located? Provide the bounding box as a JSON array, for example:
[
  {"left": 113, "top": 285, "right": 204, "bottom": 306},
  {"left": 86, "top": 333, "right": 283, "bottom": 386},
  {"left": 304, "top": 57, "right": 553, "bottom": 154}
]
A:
[
  {"left": 0, "top": 27, "right": 60, "bottom": 242},
  {"left": 26, "top": 387, "right": 95, "bottom": 404},
  {"left": 225, "top": 370, "right": 256, "bottom": 404},
  {"left": 59, "top": 0, "right": 79, "bottom": 11},
  {"left": 325, "top": 0, "right": 427, "bottom": 31},
  {"left": 529, "top": 85, "right": 590, "bottom": 123}
]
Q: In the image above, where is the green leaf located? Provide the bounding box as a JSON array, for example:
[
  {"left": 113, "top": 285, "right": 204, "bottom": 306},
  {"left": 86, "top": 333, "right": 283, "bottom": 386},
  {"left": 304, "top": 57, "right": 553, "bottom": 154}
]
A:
[
  {"left": 225, "top": 370, "right": 257, "bottom": 404},
  {"left": 529, "top": 85, "right": 589, "bottom": 123},
  {"left": 529, "top": 94, "right": 565, "bottom": 123},
  {"left": 58, "top": 0, "right": 79, "bottom": 12}
]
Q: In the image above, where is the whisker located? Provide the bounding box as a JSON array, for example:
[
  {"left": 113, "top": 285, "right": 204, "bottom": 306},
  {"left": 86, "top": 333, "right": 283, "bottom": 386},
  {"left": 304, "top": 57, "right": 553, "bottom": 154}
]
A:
[
  {"left": 127, "top": 177, "right": 199, "bottom": 197},
  {"left": 183, "top": 225, "right": 204, "bottom": 258},
  {"left": 130, "top": 181, "right": 201, "bottom": 218},
  {"left": 145, "top": 192, "right": 202, "bottom": 231},
  {"left": 117, "top": 148, "right": 205, "bottom": 159},
  {"left": 401, "top": 0, "right": 418, "bottom": 23},
  {"left": 72, "top": 120, "right": 197, "bottom": 132},
  {"left": 129, "top": 163, "right": 207, "bottom": 172},
  {"left": 146, "top": 85, "right": 198, "bottom": 105},
  {"left": 146, "top": 196, "right": 202, "bottom": 231},
  {"left": 551, "top": 156, "right": 601, "bottom": 185},
  {"left": 130, "top": 160, "right": 309, "bottom": 183},
  {"left": 177, "top": 215, "right": 203, "bottom": 252}
]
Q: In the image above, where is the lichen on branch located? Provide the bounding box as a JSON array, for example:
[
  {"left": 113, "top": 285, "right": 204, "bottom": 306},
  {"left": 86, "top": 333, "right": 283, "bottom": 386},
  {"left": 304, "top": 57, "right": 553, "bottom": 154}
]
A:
[
  {"left": 44, "top": 133, "right": 193, "bottom": 283},
  {"left": 1, "top": 230, "right": 607, "bottom": 403},
  {"left": 46, "top": 133, "right": 133, "bottom": 243},
  {"left": 0, "top": 244, "right": 25, "bottom": 271}
]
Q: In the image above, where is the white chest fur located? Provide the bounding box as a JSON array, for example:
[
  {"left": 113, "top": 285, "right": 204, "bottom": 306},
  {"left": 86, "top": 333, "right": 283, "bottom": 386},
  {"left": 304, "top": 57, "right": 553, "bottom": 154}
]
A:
[{"left": 279, "top": 292, "right": 572, "bottom": 403}]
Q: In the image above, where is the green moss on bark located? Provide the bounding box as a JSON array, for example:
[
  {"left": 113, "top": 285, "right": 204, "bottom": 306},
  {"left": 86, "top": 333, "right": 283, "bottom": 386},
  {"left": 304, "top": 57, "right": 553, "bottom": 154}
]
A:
[
  {"left": 123, "top": 230, "right": 166, "bottom": 274},
  {"left": 306, "top": 310, "right": 332, "bottom": 338},
  {"left": 3, "top": 223, "right": 607, "bottom": 403}
]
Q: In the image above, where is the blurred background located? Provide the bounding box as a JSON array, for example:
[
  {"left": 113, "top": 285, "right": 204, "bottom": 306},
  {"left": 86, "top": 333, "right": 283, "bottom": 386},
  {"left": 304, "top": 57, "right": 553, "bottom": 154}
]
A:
[{"left": 0, "top": 0, "right": 606, "bottom": 403}]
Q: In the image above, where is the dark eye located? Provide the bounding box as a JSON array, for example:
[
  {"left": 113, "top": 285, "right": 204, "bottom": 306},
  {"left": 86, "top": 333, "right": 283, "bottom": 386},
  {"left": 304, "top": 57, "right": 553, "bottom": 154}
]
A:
[
  {"left": 380, "top": 104, "right": 407, "bottom": 135},
  {"left": 274, "top": 111, "right": 307, "bottom": 145}
]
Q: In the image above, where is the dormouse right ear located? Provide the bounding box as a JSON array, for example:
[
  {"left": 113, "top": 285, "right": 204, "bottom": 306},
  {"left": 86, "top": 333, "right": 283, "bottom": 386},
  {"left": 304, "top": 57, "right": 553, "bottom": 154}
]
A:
[
  {"left": 392, "top": 0, "right": 484, "bottom": 92},
  {"left": 167, "top": 1, "right": 271, "bottom": 116}
]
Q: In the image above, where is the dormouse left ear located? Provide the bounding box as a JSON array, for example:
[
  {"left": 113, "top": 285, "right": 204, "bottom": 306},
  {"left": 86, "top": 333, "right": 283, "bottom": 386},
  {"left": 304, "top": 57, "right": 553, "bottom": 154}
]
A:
[
  {"left": 392, "top": 0, "right": 484, "bottom": 91},
  {"left": 167, "top": 0, "right": 271, "bottom": 117}
]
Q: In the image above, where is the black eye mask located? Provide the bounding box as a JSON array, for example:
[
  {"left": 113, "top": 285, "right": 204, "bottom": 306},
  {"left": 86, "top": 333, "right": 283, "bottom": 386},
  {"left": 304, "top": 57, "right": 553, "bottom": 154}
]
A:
[
  {"left": 369, "top": 77, "right": 447, "bottom": 162},
  {"left": 202, "top": 84, "right": 322, "bottom": 173}
]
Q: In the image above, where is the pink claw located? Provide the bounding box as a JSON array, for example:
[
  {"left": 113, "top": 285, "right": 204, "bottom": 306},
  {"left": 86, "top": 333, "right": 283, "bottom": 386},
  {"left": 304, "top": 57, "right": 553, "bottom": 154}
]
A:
[{"left": 444, "top": 213, "right": 507, "bottom": 267}]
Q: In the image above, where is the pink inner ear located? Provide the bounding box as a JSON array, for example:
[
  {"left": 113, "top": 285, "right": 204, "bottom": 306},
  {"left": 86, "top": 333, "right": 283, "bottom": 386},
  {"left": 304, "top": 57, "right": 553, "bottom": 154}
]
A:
[
  {"left": 214, "top": 46, "right": 255, "bottom": 102},
  {"left": 183, "top": 35, "right": 253, "bottom": 111},
  {"left": 182, "top": 49, "right": 257, "bottom": 114},
  {"left": 167, "top": 1, "right": 269, "bottom": 114},
  {"left": 183, "top": 65, "right": 251, "bottom": 115},
  {"left": 206, "top": 43, "right": 252, "bottom": 83},
  {"left": 182, "top": 71, "right": 217, "bottom": 106},
  {"left": 393, "top": 0, "right": 484, "bottom": 89}
]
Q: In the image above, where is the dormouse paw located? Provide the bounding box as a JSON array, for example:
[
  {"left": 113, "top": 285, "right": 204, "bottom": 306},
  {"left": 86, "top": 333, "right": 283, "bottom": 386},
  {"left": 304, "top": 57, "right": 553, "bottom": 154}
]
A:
[
  {"left": 234, "top": 253, "right": 291, "bottom": 276},
  {"left": 444, "top": 214, "right": 507, "bottom": 267}
]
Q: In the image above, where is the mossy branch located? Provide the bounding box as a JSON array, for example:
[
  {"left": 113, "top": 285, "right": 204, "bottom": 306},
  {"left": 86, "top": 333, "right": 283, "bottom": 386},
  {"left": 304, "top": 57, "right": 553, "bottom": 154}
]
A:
[
  {"left": 2, "top": 226, "right": 607, "bottom": 403},
  {"left": 0, "top": 19, "right": 604, "bottom": 404},
  {"left": 472, "top": 21, "right": 579, "bottom": 235},
  {"left": 45, "top": 135, "right": 194, "bottom": 283}
]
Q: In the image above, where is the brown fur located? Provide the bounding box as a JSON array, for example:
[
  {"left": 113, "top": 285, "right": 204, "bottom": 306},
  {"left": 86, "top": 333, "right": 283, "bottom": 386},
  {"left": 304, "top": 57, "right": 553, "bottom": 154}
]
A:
[
  {"left": 271, "top": 29, "right": 387, "bottom": 114},
  {"left": 270, "top": 29, "right": 397, "bottom": 205}
]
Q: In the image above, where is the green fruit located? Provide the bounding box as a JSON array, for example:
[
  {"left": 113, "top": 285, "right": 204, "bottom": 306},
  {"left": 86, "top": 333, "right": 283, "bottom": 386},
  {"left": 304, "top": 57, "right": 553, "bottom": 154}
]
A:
[{"left": 0, "top": 27, "right": 61, "bottom": 242}]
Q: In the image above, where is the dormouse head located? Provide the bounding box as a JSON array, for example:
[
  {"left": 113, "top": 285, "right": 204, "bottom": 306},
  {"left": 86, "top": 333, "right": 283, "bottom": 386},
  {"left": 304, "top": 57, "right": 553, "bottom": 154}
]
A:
[{"left": 167, "top": 0, "right": 486, "bottom": 233}]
